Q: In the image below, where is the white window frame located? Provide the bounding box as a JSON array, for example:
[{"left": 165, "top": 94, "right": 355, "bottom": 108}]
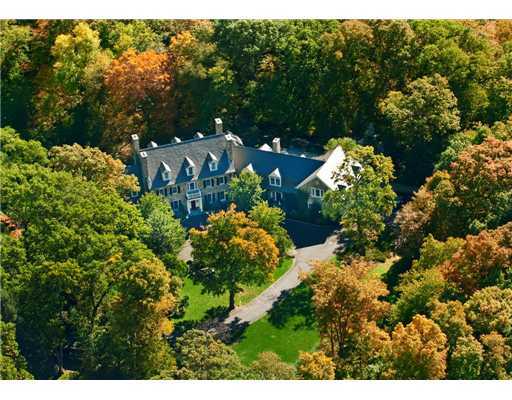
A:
[
  {"left": 209, "top": 161, "right": 218, "bottom": 172},
  {"left": 188, "top": 181, "right": 197, "bottom": 191},
  {"left": 186, "top": 166, "right": 195, "bottom": 176},
  {"left": 171, "top": 200, "right": 180, "bottom": 210},
  {"left": 205, "top": 193, "right": 213, "bottom": 204},
  {"left": 217, "top": 176, "right": 226, "bottom": 186},
  {"left": 162, "top": 171, "right": 171, "bottom": 181},
  {"left": 269, "top": 176, "right": 281, "bottom": 187},
  {"left": 218, "top": 191, "right": 226, "bottom": 202},
  {"left": 203, "top": 178, "right": 213, "bottom": 188},
  {"left": 310, "top": 187, "right": 324, "bottom": 198}
]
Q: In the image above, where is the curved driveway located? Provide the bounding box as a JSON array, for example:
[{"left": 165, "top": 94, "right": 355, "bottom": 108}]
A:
[{"left": 224, "top": 233, "right": 338, "bottom": 325}]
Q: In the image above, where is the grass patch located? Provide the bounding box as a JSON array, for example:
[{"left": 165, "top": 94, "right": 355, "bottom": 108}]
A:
[
  {"left": 232, "top": 315, "right": 319, "bottom": 365},
  {"left": 232, "top": 282, "right": 319, "bottom": 365},
  {"left": 368, "top": 254, "right": 400, "bottom": 279},
  {"left": 180, "top": 257, "right": 293, "bottom": 322}
]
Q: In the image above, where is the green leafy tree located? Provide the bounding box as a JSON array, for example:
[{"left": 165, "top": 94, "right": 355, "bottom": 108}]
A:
[
  {"left": 0, "top": 127, "right": 48, "bottom": 166},
  {"left": 189, "top": 205, "right": 279, "bottom": 310},
  {"left": 138, "top": 193, "right": 186, "bottom": 259},
  {"left": 249, "top": 352, "right": 296, "bottom": 380},
  {"left": 465, "top": 287, "right": 512, "bottom": 338},
  {"left": 322, "top": 144, "right": 396, "bottom": 255},
  {"left": 228, "top": 170, "right": 264, "bottom": 212},
  {"left": 448, "top": 335, "right": 483, "bottom": 379},
  {"left": 480, "top": 332, "right": 511, "bottom": 380},
  {"left": 174, "top": 329, "right": 249, "bottom": 379},
  {"left": 0, "top": 321, "right": 33, "bottom": 380},
  {"left": 379, "top": 74, "right": 460, "bottom": 183},
  {"left": 249, "top": 201, "right": 293, "bottom": 257}
]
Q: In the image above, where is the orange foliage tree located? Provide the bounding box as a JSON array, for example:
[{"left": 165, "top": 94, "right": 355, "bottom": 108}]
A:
[{"left": 102, "top": 49, "right": 175, "bottom": 153}]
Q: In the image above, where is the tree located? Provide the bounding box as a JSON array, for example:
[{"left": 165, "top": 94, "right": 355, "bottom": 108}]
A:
[
  {"left": 464, "top": 287, "right": 512, "bottom": 339},
  {"left": 391, "top": 268, "right": 447, "bottom": 325},
  {"left": 385, "top": 315, "right": 448, "bottom": 379},
  {"left": 174, "top": 329, "right": 249, "bottom": 379},
  {"left": 431, "top": 300, "right": 473, "bottom": 352},
  {"left": 296, "top": 351, "right": 336, "bottom": 380},
  {"left": 306, "top": 259, "right": 390, "bottom": 359},
  {"left": 33, "top": 22, "right": 111, "bottom": 146},
  {"left": 0, "top": 321, "right": 33, "bottom": 380},
  {"left": 138, "top": 193, "right": 186, "bottom": 260},
  {"left": 441, "top": 224, "right": 512, "bottom": 297},
  {"left": 0, "top": 127, "right": 48, "bottom": 166},
  {"left": 189, "top": 205, "right": 279, "bottom": 310},
  {"left": 102, "top": 48, "right": 175, "bottom": 153},
  {"left": 48, "top": 143, "right": 139, "bottom": 196},
  {"left": 228, "top": 170, "right": 264, "bottom": 212},
  {"left": 249, "top": 352, "right": 296, "bottom": 380},
  {"left": 448, "top": 335, "right": 484, "bottom": 379},
  {"left": 395, "top": 139, "right": 512, "bottom": 258},
  {"left": 1, "top": 160, "right": 176, "bottom": 379},
  {"left": 480, "top": 332, "right": 511, "bottom": 379},
  {"left": 322, "top": 144, "right": 396, "bottom": 255},
  {"left": 379, "top": 74, "right": 460, "bottom": 183},
  {"left": 249, "top": 201, "right": 293, "bottom": 257}
]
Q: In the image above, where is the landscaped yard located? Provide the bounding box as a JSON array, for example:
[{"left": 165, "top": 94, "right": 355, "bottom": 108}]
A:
[
  {"left": 232, "top": 282, "right": 319, "bottom": 365},
  {"left": 179, "top": 257, "right": 294, "bottom": 321}
]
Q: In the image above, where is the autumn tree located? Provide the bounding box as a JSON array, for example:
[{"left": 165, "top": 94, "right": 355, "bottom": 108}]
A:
[
  {"left": 480, "top": 332, "right": 512, "bottom": 379},
  {"left": 249, "top": 352, "right": 296, "bottom": 380},
  {"left": 296, "top": 351, "right": 336, "bottom": 380},
  {"left": 249, "top": 201, "right": 293, "bottom": 257},
  {"left": 189, "top": 205, "right": 279, "bottom": 310},
  {"left": 48, "top": 143, "right": 139, "bottom": 196},
  {"left": 102, "top": 48, "right": 175, "bottom": 153},
  {"left": 228, "top": 170, "right": 264, "bottom": 212},
  {"left": 385, "top": 315, "right": 448, "bottom": 379},
  {"left": 33, "top": 22, "right": 111, "bottom": 146},
  {"left": 322, "top": 144, "right": 396, "bottom": 255},
  {"left": 174, "top": 329, "right": 249, "bottom": 379},
  {"left": 448, "top": 335, "right": 484, "bottom": 379},
  {"left": 306, "top": 259, "right": 390, "bottom": 360}
]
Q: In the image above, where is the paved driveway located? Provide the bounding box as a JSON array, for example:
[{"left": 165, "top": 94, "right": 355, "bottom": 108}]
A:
[{"left": 224, "top": 232, "right": 338, "bottom": 324}]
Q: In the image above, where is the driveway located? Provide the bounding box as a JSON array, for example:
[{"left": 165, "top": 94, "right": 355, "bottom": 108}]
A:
[{"left": 224, "top": 232, "right": 338, "bottom": 325}]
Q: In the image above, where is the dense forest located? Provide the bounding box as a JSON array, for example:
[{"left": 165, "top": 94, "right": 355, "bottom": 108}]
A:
[{"left": 1, "top": 19, "right": 511, "bottom": 380}]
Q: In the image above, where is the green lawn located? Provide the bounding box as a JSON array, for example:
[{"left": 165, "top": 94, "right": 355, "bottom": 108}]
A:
[
  {"left": 368, "top": 254, "right": 400, "bottom": 279},
  {"left": 180, "top": 257, "right": 293, "bottom": 321},
  {"left": 232, "top": 282, "right": 319, "bottom": 365}
]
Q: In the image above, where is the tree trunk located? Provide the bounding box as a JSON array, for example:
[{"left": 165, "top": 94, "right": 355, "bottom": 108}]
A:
[{"left": 228, "top": 288, "right": 236, "bottom": 311}]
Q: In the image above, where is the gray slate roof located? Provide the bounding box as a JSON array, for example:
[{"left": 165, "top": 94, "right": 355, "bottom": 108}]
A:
[
  {"left": 139, "top": 134, "right": 233, "bottom": 189},
  {"left": 232, "top": 146, "right": 324, "bottom": 193}
]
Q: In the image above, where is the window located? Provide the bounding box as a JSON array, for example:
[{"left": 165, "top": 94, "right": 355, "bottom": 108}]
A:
[
  {"left": 310, "top": 187, "right": 324, "bottom": 198},
  {"left": 188, "top": 181, "right": 197, "bottom": 191},
  {"left": 269, "top": 176, "right": 281, "bottom": 187},
  {"left": 209, "top": 161, "right": 218, "bottom": 172},
  {"left": 217, "top": 176, "right": 226, "bottom": 186},
  {"left": 203, "top": 178, "right": 214, "bottom": 188},
  {"left": 269, "top": 191, "right": 282, "bottom": 202},
  {"left": 163, "top": 187, "right": 169, "bottom": 196},
  {"left": 162, "top": 171, "right": 170, "bottom": 181},
  {"left": 171, "top": 185, "right": 179, "bottom": 194},
  {"left": 205, "top": 193, "right": 213, "bottom": 204},
  {"left": 171, "top": 200, "right": 181, "bottom": 210},
  {"left": 186, "top": 166, "right": 195, "bottom": 176},
  {"left": 218, "top": 191, "right": 226, "bottom": 202}
]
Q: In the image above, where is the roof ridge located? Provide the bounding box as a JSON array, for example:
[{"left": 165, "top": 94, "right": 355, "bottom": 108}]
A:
[
  {"left": 140, "top": 133, "right": 227, "bottom": 152},
  {"left": 238, "top": 145, "right": 321, "bottom": 162}
]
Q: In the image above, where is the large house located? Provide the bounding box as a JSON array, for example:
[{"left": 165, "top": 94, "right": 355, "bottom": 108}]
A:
[{"left": 127, "top": 118, "right": 348, "bottom": 220}]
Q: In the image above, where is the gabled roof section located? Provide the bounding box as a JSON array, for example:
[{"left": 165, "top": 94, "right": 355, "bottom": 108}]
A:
[
  {"left": 136, "top": 133, "right": 241, "bottom": 189},
  {"left": 295, "top": 145, "right": 346, "bottom": 191},
  {"left": 269, "top": 168, "right": 281, "bottom": 178},
  {"left": 160, "top": 161, "right": 171, "bottom": 172},
  {"left": 233, "top": 146, "right": 323, "bottom": 192},
  {"left": 206, "top": 152, "right": 218, "bottom": 162},
  {"left": 259, "top": 143, "right": 272, "bottom": 151},
  {"left": 242, "top": 163, "right": 255, "bottom": 173}
]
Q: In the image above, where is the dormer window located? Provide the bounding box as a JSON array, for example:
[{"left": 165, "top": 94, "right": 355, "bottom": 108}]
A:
[
  {"left": 206, "top": 152, "right": 218, "bottom": 172},
  {"left": 160, "top": 161, "right": 171, "bottom": 181},
  {"left": 269, "top": 168, "right": 281, "bottom": 187},
  {"left": 269, "top": 176, "right": 281, "bottom": 187},
  {"left": 186, "top": 166, "right": 195, "bottom": 176},
  {"left": 209, "top": 161, "right": 218, "bottom": 172},
  {"left": 184, "top": 156, "right": 196, "bottom": 177}
]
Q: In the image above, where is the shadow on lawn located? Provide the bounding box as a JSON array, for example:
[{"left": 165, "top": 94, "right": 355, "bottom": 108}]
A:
[{"left": 268, "top": 282, "right": 316, "bottom": 330}]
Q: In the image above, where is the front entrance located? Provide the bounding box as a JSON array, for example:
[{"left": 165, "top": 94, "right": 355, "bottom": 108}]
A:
[
  {"left": 186, "top": 197, "right": 203, "bottom": 214},
  {"left": 190, "top": 200, "right": 198, "bottom": 210}
]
